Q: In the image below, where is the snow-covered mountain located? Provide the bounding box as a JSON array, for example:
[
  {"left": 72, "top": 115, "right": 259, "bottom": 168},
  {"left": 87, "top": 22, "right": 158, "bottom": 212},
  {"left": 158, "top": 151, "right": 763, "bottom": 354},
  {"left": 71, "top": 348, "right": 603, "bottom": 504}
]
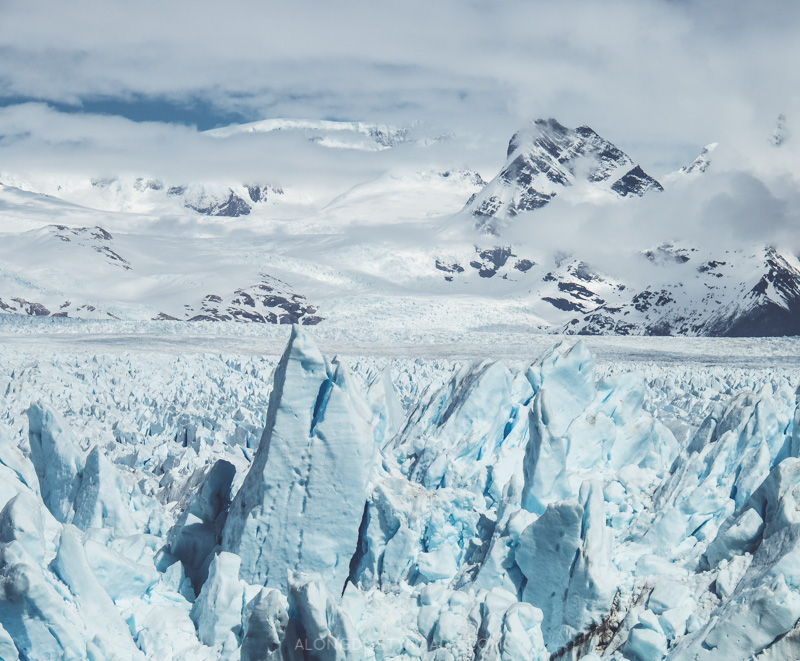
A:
[
  {"left": 0, "top": 174, "right": 284, "bottom": 218},
  {"left": 2, "top": 107, "right": 799, "bottom": 661},
  {"left": 1, "top": 209, "right": 799, "bottom": 337},
  {"left": 463, "top": 118, "right": 663, "bottom": 232},
  {"left": 771, "top": 113, "right": 790, "bottom": 147},
  {"left": 426, "top": 240, "right": 800, "bottom": 337},
  {"left": 678, "top": 143, "right": 717, "bottom": 175},
  {"left": 1, "top": 115, "right": 798, "bottom": 338},
  {"left": 564, "top": 246, "right": 800, "bottom": 336},
  {"left": 0, "top": 223, "right": 324, "bottom": 324}
]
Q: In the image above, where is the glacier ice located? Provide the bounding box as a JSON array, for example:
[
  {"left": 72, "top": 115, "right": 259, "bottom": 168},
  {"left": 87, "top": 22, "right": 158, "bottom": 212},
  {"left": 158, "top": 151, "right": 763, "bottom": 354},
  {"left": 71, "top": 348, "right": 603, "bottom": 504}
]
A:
[
  {"left": 190, "top": 551, "right": 247, "bottom": 651},
  {"left": 169, "top": 458, "right": 235, "bottom": 590},
  {"left": 72, "top": 445, "right": 138, "bottom": 536},
  {"left": 0, "top": 326, "right": 799, "bottom": 659},
  {"left": 285, "top": 572, "right": 363, "bottom": 661},
  {"left": 53, "top": 526, "right": 144, "bottom": 660},
  {"left": 222, "top": 326, "right": 377, "bottom": 595},
  {"left": 516, "top": 480, "right": 616, "bottom": 653},
  {"left": 239, "top": 587, "right": 289, "bottom": 661},
  {"left": 26, "top": 402, "right": 85, "bottom": 524}
]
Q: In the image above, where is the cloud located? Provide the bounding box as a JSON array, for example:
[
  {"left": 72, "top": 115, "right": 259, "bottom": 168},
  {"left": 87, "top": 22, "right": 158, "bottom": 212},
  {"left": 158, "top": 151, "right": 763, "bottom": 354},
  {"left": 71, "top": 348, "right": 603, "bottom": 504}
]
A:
[
  {"left": 0, "top": 0, "right": 798, "bottom": 261},
  {"left": 0, "top": 0, "right": 798, "bottom": 172},
  {"left": 0, "top": 102, "right": 499, "bottom": 211},
  {"left": 499, "top": 161, "right": 800, "bottom": 282}
]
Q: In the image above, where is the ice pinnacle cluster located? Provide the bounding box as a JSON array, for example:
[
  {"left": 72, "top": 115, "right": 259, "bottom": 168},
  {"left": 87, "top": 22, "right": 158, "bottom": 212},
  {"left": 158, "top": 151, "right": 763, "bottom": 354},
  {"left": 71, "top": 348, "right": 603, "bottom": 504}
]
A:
[{"left": 0, "top": 327, "right": 799, "bottom": 659}]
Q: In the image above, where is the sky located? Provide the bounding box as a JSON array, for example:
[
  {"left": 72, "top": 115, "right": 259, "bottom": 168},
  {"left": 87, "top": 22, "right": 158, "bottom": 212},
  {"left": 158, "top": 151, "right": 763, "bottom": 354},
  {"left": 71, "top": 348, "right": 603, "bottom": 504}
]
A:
[{"left": 0, "top": 0, "right": 797, "bottom": 217}]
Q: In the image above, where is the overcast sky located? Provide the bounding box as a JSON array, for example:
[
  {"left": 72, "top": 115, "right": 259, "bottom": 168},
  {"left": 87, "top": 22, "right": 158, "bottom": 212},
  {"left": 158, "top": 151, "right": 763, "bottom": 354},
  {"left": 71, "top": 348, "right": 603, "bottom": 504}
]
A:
[{"left": 0, "top": 0, "right": 797, "bottom": 184}]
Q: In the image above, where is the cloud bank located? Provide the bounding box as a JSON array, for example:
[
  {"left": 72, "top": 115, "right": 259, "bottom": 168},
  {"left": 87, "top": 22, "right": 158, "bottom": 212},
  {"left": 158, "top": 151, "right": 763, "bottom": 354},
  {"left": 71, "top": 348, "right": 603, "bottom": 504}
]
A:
[
  {"left": 0, "top": 0, "right": 798, "bottom": 258},
  {"left": 1, "top": 0, "right": 798, "bottom": 165}
]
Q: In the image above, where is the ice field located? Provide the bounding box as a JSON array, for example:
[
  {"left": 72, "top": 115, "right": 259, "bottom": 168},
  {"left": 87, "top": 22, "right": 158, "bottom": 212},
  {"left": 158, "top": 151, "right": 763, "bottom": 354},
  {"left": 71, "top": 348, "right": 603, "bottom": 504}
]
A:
[{"left": 0, "top": 321, "right": 799, "bottom": 659}]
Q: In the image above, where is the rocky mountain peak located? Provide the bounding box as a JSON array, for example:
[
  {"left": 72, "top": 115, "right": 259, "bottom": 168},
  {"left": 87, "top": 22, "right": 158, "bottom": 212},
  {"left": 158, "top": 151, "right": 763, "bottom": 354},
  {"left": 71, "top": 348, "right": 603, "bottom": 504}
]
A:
[
  {"left": 465, "top": 119, "right": 662, "bottom": 232},
  {"left": 771, "top": 114, "right": 789, "bottom": 147},
  {"left": 681, "top": 143, "right": 718, "bottom": 175}
]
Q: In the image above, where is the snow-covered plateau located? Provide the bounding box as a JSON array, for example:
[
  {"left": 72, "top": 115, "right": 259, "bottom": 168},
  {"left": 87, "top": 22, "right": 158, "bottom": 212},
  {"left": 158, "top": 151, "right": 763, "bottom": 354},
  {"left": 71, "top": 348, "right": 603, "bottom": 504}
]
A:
[{"left": 1, "top": 321, "right": 799, "bottom": 660}]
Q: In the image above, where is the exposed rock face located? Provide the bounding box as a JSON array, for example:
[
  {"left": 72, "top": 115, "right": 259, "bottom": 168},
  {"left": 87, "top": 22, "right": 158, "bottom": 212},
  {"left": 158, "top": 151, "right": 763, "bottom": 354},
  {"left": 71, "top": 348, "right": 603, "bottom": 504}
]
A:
[
  {"left": 435, "top": 246, "right": 537, "bottom": 281},
  {"left": 464, "top": 118, "right": 662, "bottom": 231},
  {"left": 494, "top": 245, "right": 800, "bottom": 338},
  {"left": 185, "top": 276, "right": 323, "bottom": 325},
  {"left": 704, "top": 248, "right": 800, "bottom": 337},
  {"left": 771, "top": 113, "right": 790, "bottom": 147},
  {"left": 89, "top": 177, "right": 284, "bottom": 217},
  {"left": 611, "top": 164, "right": 663, "bottom": 197},
  {"left": 680, "top": 143, "right": 717, "bottom": 174},
  {"left": 184, "top": 188, "right": 252, "bottom": 217}
]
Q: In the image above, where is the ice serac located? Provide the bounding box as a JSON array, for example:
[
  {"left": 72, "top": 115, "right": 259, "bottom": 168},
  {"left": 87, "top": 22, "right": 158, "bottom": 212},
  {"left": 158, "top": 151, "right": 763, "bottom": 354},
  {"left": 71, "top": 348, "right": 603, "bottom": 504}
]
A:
[
  {"left": 0, "top": 428, "right": 39, "bottom": 504},
  {"left": 240, "top": 588, "right": 289, "bottom": 661},
  {"left": 388, "top": 359, "right": 516, "bottom": 493},
  {"left": 520, "top": 341, "right": 677, "bottom": 513},
  {"left": 0, "top": 553, "right": 87, "bottom": 661},
  {"left": 169, "top": 459, "right": 235, "bottom": 591},
  {"left": 72, "top": 445, "right": 137, "bottom": 537},
  {"left": 285, "top": 572, "right": 364, "bottom": 661},
  {"left": 26, "top": 402, "right": 85, "bottom": 523},
  {"left": 516, "top": 480, "right": 616, "bottom": 653},
  {"left": 83, "top": 538, "right": 159, "bottom": 601},
  {"left": 521, "top": 388, "right": 568, "bottom": 514},
  {"left": 0, "top": 493, "right": 47, "bottom": 564},
  {"left": 646, "top": 389, "right": 789, "bottom": 558},
  {"left": 793, "top": 385, "right": 800, "bottom": 458},
  {"left": 350, "top": 476, "right": 481, "bottom": 590},
  {"left": 476, "top": 592, "right": 547, "bottom": 661},
  {"left": 222, "top": 325, "right": 376, "bottom": 595},
  {"left": 0, "top": 623, "right": 18, "bottom": 661},
  {"left": 525, "top": 339, "right": 596, "bottom": 435},
  {"left": 367, "top": 367, "right": 405, "bottom": 446},
  {"left": 677, "top": 457, "right": 800, "bottom": 658},
  {"left": 53, "top": 527, "right": 143, "bottom": 660},
  {"left": 190, "top": 551, "right": 247, "bottom": 652}
]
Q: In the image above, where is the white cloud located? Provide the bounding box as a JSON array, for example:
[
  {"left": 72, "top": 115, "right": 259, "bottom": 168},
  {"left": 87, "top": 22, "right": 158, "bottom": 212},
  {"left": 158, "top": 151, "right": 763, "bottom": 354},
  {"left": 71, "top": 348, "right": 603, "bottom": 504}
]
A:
[
  {"left": 0, "top": 0, "right": 797, "bottom": 166},
  {"left": 501, "top": 160, "right": 800, "bottom": 281},
  {"left": 0, "top": 102, "right": 491, "bottom": 204},
  {"left": 0, "top": 0, "right": 798, "bottom": 256}
]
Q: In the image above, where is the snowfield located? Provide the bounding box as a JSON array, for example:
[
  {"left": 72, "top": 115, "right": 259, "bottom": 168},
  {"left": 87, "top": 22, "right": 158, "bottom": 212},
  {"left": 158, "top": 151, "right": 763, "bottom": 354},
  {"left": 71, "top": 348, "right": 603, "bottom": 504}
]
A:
[{"left": 0, "top": 321, "right": 799, "bottom": 659}]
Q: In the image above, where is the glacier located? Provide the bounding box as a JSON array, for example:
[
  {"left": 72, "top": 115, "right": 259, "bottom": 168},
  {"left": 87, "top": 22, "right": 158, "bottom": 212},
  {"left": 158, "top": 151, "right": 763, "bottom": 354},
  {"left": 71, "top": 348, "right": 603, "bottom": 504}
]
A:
[
  {"left": 221, "top": 326, "right": 376, "bottom": 594},
  {"left": 0, "top": 326, "right": 799, "bottom": 659}
]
